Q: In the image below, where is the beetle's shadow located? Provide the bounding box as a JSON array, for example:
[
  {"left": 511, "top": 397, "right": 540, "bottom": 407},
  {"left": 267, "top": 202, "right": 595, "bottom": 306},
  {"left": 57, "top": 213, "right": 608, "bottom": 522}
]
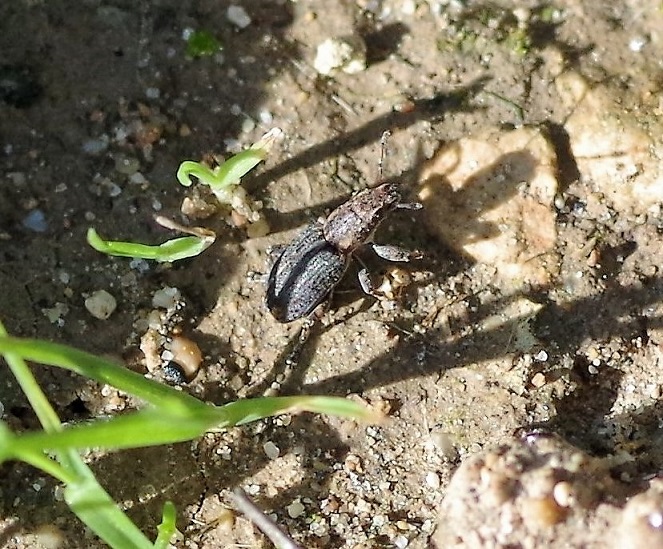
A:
[{"left": 248, "top": 75, "right": 492, "bottom": 235}]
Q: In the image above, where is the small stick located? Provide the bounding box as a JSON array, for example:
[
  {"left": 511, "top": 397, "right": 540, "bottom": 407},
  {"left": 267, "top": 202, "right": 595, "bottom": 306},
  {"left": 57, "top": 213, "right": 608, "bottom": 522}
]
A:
[
  {"left": 231, "top": 488, "right": 302, "bottom": 549},
  {"left": 378, "top": 130, "right": 391, "bottom": 181}
]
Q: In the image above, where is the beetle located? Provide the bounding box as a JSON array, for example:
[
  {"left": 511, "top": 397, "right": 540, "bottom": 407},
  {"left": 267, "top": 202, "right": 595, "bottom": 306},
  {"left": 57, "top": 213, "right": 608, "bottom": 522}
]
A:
[{"left": 266, "top": 182, "right": 422, "bottom": 323}]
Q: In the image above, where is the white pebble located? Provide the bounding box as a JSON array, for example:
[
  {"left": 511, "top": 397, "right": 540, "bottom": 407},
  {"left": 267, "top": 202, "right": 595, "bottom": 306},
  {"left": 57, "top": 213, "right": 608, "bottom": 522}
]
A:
[
  {"left": 394, "top": 535, "right": 409, "bottom": 548},
  {"left": 129, "top": 172, "right": 148, "bottom": 185},
  {"left": 85, "top": 290, "right": 117, "bottom": 320},
  {"left": 287, "top": 499, "right": 305, "bottom": 518},
  {"left": 629, "top": 36, "right": 647, "bottom": 52},
  {"left": 313, "top": 36, "right": 367, "bottom": 75},
  {"left": 263, "top": 441, "right": 280, "bottom": 460},
  {"left": 227, "top": 5, "right": 251, "bottom": 29},
  {"left": 152, "top": 286, "right": 181, "bottom": 309},
  {"left": 258, "top": 110, "right": 273, "bottom": 124},
  {"left": 425, "top": 471, "right": 441, "bottom": 489}
]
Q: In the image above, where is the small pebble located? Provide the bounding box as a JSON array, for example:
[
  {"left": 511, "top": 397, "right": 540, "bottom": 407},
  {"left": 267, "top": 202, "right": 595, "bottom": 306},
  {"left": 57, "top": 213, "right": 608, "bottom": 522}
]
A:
[
  {"left": 393, "top": 535, "right": 409, "bottom": 548},
  {"left": 169, "top": 335, "right": 203, "bottom": 380},
  {"left": 84, "top": 290, "right": 117, "bottom": 320},
  {"left": 258, "top": 109, "right": 273, "bottom": 124},
  {"left": 152, "top": 286, "right": 181, "bottom": 309},
  {"left": 629, "top": 37, "right": 647, "bottom": 52},
  {"left": 129, "top": 172, "right": 148, "bottom": 185},
  {"left": 263, "top": 441, "right": 280, "bottom": 460},
  {"left": 553, "top": 481, "right": 574, "bottom": 507},
  {"left": 82, "top": 136, "right": 109, "bottom": 154},
  {"left": 114, "top": 156, "right": 140, "bottom": 175},
  {"left": 426, "top": 471, "right": 441, "bottom": 489},
  {"left": 313, "top": 35, "right": 367, "bottom": 75},
  {"left": 287, "top": 499, "right": 305, "bottom": 518},
  {"left": 226, "top": 5, "right": 251, "bottom": 28},
  {"left": 22, "top": 209, "right": 48, "bottom": 232},
  {"left": 31, "top": 524, "right": 65, "bottom": 549},
  {"left": 531, "top": 372, "right": 547, "bottom": 388},
  {"left": 429, "top": 431, "right": 458, "bottom": 461}
]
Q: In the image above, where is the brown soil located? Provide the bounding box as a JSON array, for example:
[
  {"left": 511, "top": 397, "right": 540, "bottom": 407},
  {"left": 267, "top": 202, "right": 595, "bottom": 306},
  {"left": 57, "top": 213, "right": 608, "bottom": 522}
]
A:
[{"left": 1, "top": 1, "right": 663, "bottom": 548}]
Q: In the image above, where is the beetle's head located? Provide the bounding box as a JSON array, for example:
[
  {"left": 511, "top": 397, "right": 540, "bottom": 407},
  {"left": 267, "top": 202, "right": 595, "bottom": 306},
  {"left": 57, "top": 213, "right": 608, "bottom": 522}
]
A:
[{"left": 371, "top": 183, "right": 402, "bottom": 211}]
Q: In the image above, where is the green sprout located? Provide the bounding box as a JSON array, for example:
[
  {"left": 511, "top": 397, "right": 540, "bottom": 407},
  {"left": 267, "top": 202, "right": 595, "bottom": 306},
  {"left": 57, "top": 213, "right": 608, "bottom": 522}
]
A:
[
  {"left": 87, "top": 217, "right": 215, "bottom": 263},
  {"left": 0, "top": 321, "right": 379, "bottom": 548},
  {"left": 87, "top": 128, "right": 282, "bottom": 261},
  {"left": 185, "top": 30, "right": 222, "bottom": 58},
  {"left": 177, "top": 127, "right": 282, "bottom": 206}
]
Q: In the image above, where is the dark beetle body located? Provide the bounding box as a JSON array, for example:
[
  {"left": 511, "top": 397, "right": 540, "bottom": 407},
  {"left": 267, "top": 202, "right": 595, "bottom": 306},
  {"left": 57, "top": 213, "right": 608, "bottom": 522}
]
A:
[
  {"left": 266, "top": 183, "right": 419, "bottom": 323},
  {"left": 266, "top": 223, "right": 347, "bottom": 322}
]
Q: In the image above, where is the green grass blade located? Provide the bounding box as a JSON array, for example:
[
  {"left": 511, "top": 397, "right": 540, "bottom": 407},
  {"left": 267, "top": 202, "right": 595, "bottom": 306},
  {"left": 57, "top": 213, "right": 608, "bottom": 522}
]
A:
[
  {"left": 0, "top": 322, "right": 155, "bottom": 549},
  {"left": 0, "top": 337, "right": 207, "bottom": 413},
  {"left": 215, "top": 395, "right": 383, "bottom": 427},
  {"left": 0, "top": 323, "right": 63, "bottom": 431},
  {"left": 65, "top": 472, "right": 154, "bottom": 549},
  {"left": 87, "top": 228, "right": 214, "bottom": 262},
  {"left": 8, "top": 409, "right": 219, "bottom": 452},
  {"left": 6, "top": 397, "right": 379, "bottom": 453}
]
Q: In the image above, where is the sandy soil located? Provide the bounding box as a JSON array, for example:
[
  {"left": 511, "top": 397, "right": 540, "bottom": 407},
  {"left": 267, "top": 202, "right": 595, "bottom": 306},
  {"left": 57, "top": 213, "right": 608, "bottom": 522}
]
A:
[{"left": 1, "top": 1, "right": 663, "bottom": 547}]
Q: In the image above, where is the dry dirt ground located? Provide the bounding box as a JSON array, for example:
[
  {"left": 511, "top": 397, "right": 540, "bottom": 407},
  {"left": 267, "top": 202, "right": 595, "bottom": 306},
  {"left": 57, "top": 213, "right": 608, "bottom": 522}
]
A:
[{"left": 2, "top": 1, "right": 663, "bottom": 548}]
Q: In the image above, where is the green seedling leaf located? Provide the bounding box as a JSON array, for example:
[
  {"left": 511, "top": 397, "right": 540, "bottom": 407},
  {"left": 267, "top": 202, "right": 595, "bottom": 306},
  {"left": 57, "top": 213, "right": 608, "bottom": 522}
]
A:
[
  {"left": 186, "top": 30, "right": 222, "bottom": 58},
  {"left": 155, "top": 501, "right": 178, "bottom": 549},
  {"left": 176, "top": 128, "right": 283, "bottom": 202},
  {"left": 87, "top": 227, "right": 215, "bottom": 262}
]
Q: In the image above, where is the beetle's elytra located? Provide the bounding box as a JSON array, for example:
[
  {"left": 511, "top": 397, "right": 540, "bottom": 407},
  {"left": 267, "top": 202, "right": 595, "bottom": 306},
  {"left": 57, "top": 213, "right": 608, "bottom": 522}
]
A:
[{"left": 266, "top": 183, "right": 421, "bottom": 323}]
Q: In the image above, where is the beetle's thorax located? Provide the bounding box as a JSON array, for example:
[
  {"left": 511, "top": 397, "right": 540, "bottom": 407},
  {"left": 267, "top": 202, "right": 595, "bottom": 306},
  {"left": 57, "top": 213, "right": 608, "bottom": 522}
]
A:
[{"left": 323, "top": 183, "right": 401, "bottom": 253}]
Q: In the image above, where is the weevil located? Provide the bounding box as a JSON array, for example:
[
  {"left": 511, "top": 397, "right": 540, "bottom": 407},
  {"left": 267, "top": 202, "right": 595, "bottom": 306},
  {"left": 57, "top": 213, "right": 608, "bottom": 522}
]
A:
[{"left": 266, "top": 182, "right": 422, "bottom": 323}]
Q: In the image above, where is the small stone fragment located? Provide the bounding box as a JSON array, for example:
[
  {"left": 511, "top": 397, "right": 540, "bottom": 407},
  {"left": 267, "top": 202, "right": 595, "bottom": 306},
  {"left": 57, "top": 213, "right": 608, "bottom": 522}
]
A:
[
  {"left": 82, "top": 136, "right": 109, "bottom": 154},
  {"left": 313, "top": 35, "right": 367, "bottom": 75},
  {"left": 426, "top": 471, "right": 441, "bottom": 489},
  {"left": 418, "top": 127, "right": 559, "bottom": 289},
  {"left": 531, "top": 372, "right": 547, "bottom": 388},
  {"left": 226, "top": 5, "right": 251, "bottom": 28},
  {"left": 557, "top": 71, "right": 663, "bottom": 214},
  {"left": 22, "top": 209, "right": 48, "bottom": 232},
  {"left": 263, "top": 441, "right": 280, "bottom": 460},
  {"left": 169, "top": 335, "right": 203, "bottom": 380},
  {"left": 84, "top": 290, "right": 117, "bottom": 319},
  {"left": 287, "top": 499, "right": 305, "bottom": 519},
  {"left": 152, "top": 286, "right": 181, "bottom": 309}
]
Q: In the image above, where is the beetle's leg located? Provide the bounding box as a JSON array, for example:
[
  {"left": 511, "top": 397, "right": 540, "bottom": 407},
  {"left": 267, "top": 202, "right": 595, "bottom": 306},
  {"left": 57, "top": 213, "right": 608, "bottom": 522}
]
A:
[
  {"left": 246, "top": 270, "right": 268, "bottom": 283},
  {"left": 370, "top": 243, "right": 423, "bottom": 262},
  {"left": 395, "top": 201, "right": 423, "bottom": 211},
  {"left": 358, "top": 267, "right": 393, "bottom": 300},
  {"left": 266, "top": 244, "right": 286, "bottom": 260},
  {"left": 284, "top": 315, "right": 317, "bottom": 366}
]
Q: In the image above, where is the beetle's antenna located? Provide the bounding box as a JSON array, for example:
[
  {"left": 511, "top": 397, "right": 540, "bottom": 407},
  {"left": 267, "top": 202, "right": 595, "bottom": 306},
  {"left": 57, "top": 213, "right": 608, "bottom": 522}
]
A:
[{"left": 378, "top": 130, "right": 391, "bottom": 181}]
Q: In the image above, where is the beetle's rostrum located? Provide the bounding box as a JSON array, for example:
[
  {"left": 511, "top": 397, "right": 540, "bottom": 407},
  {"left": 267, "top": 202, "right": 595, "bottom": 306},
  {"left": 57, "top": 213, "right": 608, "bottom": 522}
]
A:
[{"left": 266, "top": 183, "right": 422, "bottom": 323}]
